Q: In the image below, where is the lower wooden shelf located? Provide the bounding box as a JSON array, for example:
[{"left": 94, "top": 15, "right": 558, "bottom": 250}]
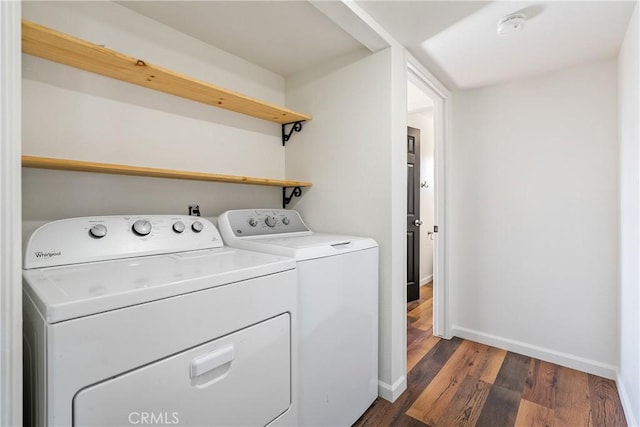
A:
[{"left": 22, "top": 156, "right": 312, "bottom": 188}]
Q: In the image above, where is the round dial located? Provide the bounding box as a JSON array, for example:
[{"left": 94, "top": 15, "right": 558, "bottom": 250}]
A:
[
  {"left": 265, "top": 216, "right": 277, "bottom": 227},
  {"left": 172, "top": 221, "right": 185, "bottom": 233},
  {"left": 132, "top": 219, "right": 152, "bottom": 236},
  {"left": 248, "top": 218, "right": 258, "bottom": 227},
  {"left": 191, "top": 221, "right": 204, "bottom": 233},
  {"left": 282, "top": 217, "right": 290, "bottom": 225},
  {"left": 89, "top": 224, "right": 107, "bottom": 238}
]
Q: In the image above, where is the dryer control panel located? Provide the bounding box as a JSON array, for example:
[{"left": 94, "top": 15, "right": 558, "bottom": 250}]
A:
[
  {"left": 24, "top": 215, "right": 223, "bottom": 269},
  {"left": 219, "top": 209, "right": 311, "bottom": 238}
]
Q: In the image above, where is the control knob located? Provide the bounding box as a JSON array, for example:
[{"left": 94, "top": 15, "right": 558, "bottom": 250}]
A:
[
  {"left": 265, "top": 216, "right": 277, "bottom": 228},
  {"left": 89, "top": 224, "right": 107, "bottom": 238},
  {"left": 192, "top": 221, "right": 204, "bottom": 233},
  {"left": 248, "top": 218, "right": 258, "bottom": 227},
  {"left": 172, "top": 221, "right": 185, "bottom": 233},
  {"left": 132, "top": 219, "right": 152, "bottom": 236},
  {"left": 282, "top": 217, "right": 290, "bottom": 225}
]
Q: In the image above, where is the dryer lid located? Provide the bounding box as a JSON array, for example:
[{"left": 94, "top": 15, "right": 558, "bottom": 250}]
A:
[{"left": 23, "top": 247, "right": 295, "bottom": 323}]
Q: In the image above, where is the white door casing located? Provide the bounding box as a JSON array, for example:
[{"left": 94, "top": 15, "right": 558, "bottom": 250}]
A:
[{"left": 0, "top": 1, "right": 23, "bottom": 425}]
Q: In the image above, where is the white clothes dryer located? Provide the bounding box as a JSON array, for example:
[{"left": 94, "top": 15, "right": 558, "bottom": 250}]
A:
[
  {"left": 22, "top": 215, "right": 298, "bottom": 427},
  {"left": 218, "top": 209, "right": 379, "bottom": 427}
]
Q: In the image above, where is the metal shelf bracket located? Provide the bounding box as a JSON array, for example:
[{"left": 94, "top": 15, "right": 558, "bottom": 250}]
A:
[
  {"left": 282, "top": 186, "right": 303, "bottom": 208},
  {"left": 282, "top": 121, "right": 304, "bottom": 146}
]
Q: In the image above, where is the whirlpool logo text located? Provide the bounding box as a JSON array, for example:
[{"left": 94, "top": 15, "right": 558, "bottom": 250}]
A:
[{"left": 33, "top": 251, "right": 61, "bottom": 259}]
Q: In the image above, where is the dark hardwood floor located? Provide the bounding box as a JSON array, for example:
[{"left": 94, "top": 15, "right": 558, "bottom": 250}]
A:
[{"left": 354, "top": 285, "right": 628, "bottom": 427}]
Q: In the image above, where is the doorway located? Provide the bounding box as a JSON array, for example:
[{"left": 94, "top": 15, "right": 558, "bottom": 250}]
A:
[
  {"left": 407, "top": 58, "right": 451, "bottom": 340},
  {"left": 406, "top": 125, "right": 422, "bottom": 303},
  {"left": 407, "top": 88, "right": 435, "bottom": 305}
]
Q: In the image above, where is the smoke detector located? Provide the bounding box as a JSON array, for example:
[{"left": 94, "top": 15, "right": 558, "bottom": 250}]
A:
[{"left": 497, "top": 13, "right": 527, "bottom": 35}]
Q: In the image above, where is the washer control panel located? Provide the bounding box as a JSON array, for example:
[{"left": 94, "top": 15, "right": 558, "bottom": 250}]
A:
[
  {"left": 220, "top": 209, "right": 310, "bottom": 238},
  {"left": 24, "top": 215, "right": 222, "bottom": 269}
]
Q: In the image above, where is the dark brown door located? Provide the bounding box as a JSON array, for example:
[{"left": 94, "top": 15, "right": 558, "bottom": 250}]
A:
[{"left": 407, "top": 127, "right": 421, "bottom": 302}]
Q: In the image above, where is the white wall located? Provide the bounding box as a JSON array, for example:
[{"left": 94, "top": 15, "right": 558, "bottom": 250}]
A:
[
  {"left": 618, "top": 4, "right": 639, "bottom": 425},
  {"left": 286, "top": 46, "right": 408, "bottom": 401},
  {"left": 451, "top": 59, "right": 619, "bottom": 378},
  {"left": 408, "top": 109, "right": 434, "bottom": 285},
  {"left": 22, "top": 1, "right": 287, "bottom": 224}
]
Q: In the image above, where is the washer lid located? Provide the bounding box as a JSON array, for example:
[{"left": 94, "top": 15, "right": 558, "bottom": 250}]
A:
[
  {"left": 230, "top": 234, "right": 378, "bottom": 261},
  {"left": 23, "top": 247, "right": 295, "bottom": 323}
]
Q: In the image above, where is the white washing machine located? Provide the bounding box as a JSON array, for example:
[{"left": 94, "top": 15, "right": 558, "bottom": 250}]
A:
[
  {"left": 218, "top": 209, "right": 379, "bottom": 427},
  {"left": 22, "top": 215, "right": 298, "bottom": 427}
]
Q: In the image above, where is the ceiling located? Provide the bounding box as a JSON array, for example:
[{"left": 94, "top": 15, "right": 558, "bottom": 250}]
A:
[
  {"left": 118, "top": 1, "right": 367, "bottom": 77},
  {"left": 356, "top": 0, "right": 637, "bottom": 89},
  {"left": 119, "top": 1, "right": 637, "bottom": 90}
]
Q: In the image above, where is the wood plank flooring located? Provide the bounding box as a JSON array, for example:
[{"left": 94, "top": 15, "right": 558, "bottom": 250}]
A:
[{"left": 354, "top": 285, "right": 627, "bottom": 427}]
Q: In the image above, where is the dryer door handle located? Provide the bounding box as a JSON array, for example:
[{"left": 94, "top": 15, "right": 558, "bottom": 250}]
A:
[{"left": 190, "top": 345, "right": 235, "bottom": 378}]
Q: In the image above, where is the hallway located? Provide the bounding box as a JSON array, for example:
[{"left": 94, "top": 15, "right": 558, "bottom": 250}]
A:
[{"left": 355, "top": 285, "right": 627, "bottom": 426}]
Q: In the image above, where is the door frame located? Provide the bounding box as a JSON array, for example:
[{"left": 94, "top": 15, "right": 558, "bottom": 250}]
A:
[
  {"left": 407, "top": 55, "right": 452, "bottom": 339},
  {"left": 0, "top": 1, "right": 23, "bottom": 425}
]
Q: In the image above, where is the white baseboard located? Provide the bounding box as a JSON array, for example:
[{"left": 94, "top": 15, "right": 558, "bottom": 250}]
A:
[
  {"left": 378, "top": 375, "right": 407, "bottom": 403},
  {"left": 451, "top": 326, "right": 617, "bottom": 380},
  {"left": 616, "top": 370, "right": 640, "bottom": 427},
  {"left": 419, "top": 274, "right": 433, "bottom": 286}
]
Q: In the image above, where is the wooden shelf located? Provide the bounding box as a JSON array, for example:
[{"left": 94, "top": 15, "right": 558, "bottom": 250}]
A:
[
  {"left": 22, "top": 156, "right": 313, "bottom": 188},
  {"left": 21, "top": 20, "right": 313, "bottom": 202},
  {"left": 21, "top": 20, "right": 312, "bottom": 125}
]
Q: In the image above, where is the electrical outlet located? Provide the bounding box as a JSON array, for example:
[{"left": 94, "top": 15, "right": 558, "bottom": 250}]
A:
[{"left": 188, "top": 205, "right": 201, "bottom": 216}]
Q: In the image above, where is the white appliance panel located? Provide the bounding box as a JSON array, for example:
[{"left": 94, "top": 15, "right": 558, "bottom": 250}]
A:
[
  {"left": 297, "top": 248, "right": 379, "bottom": 426},
  {"left": 22, "top": 292, "right": 47, "bottom": 427},
  {"left": 217, "top": 209, "right": 379, "bottom": 427},
  {"left": 224, "top": 209, "right": 310, "bottom": 237},
  {"left": 40, "top": 270, "right": 297, "bottom": 427},
  {"left": 24, "top": 215, "right": 222, "bottom": 269},
  {"left": 22, "top": 215, "right": 299, "bottom": 427},
  {"left": 74, "top": 314, "right": 291, "bottom": 426}
]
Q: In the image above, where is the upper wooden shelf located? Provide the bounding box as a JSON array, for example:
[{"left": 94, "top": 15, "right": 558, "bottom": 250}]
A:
[
  {"left": 22, "top": 156, "right": 312, "bottom": 188},
  {"left": 21, "top": 20, "right": 312, "bottom": 125}
]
